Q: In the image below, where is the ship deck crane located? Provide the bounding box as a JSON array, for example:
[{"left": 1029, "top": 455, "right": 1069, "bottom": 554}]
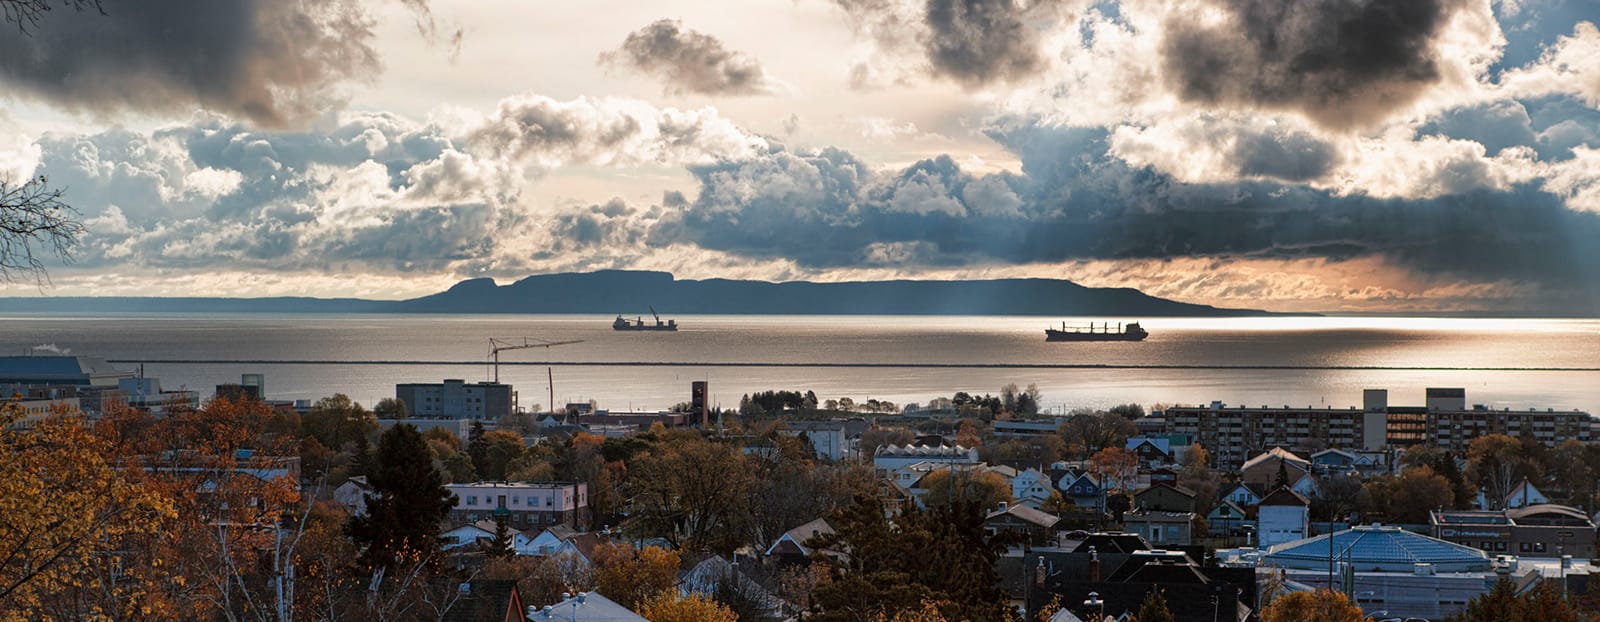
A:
[{"left": 488, "top": 337, "right": 582, "bottom": 383}]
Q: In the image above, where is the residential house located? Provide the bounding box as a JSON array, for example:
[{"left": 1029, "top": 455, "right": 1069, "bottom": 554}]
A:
[
  {"left": 515, "top": 525, "right": 579, "bottom": 557},
  {"left": 1122, "top": 510, "right": 1195, "bottom": 547},
  {"left": 1502, "top": 478, "right": 1551, "bottom": 510},
  {"left": 1256, "top": 488, "right": 1310, "bottom": 548},
  {"left": 333, "top": 475, "right": 373, "bottom": 516},
  {"left": 1239, "top": 448, "right": 1310, "bottom": 488},
  {"left": 1125, "top": 437, "right": 1174, "bottom": 468},
  {"left": 680, "top": 555, "right": 792, "bottom": 621},
  {"left": 1149, "top": 466, "right": 1181, "bottom": 485},
  {"left": 985, "top": 502, "right": 1061, "bottom": 545},
  {"left": 440, "top": 579, "right": 525, "bottom": 622},
  {"left": 1013, "top": 468, "right": 1057, "bottom": 509},
  {"left": 1061, "top": 472, "right": 1107, "bottom": 512},
  {"left": 1133, "top": 482, "right": 1197, "bottom": 513},
  {"left": 766, "top": 518, "right": 836, "bottom": 565},
  {"left": 1016, "top": 547, "right": 1256, "bottom": 622},
  {"left": 1220, "top": 483, "right": 1265, "bottom": 510},
  {"left": 443, "top": 520, "right": 505, "bottom": 551},
  {"left": 1206, "top": 501, "right": 1250, "bottom": 537}
]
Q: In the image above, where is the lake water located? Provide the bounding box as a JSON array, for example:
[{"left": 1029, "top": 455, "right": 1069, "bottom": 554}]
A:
[{"left": 3, "top": 314, "right": 1599, "bottom": 415}]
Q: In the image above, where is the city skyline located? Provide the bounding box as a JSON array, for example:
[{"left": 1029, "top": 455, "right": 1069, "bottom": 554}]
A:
[{"left": 1, "top": 0, "right": 1598, "bottom": 315}]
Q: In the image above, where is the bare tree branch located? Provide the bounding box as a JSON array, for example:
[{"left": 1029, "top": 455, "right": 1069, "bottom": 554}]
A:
[
  {"left": 0, "top": 0, "right": 103, "bottom": 34},
  {"left": 0, "top": 175, "right": 85, "bottom": 284}
]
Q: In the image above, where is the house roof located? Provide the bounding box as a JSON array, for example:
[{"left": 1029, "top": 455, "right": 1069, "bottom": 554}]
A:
[
  {"left": 1135, "top": 482, "right": 1197, "bottom": 499},
  {"left": 987, "top": 504, "right": 1061, "bottom": 529},
  {"left": 1258, "top": 488, "right": 1309, "bottom": 507},
  {"left": 563, "top": 532, "right": 611, "bottom": 561},
  {"left": 340, "top": 475, "right": 373, "bottom": 491},
  {"left": 1072, "top": 533, "right": 1152, "bottom": 554},
  {"left": 440, "top": 579, "right": 523, "bottom": 622},
  {"left": 526, "top": 591, "right": 646, "bottom": 621},
  {"left": 1208, "top": 500, "right": 1248, "bottom": 520},
  {"left": 1241, "top": 447, "right": 1309, "bottom": 472},
  {"left": 767, "top": 518, "right": 835, "bottom": 556},
  {"left": 1127, "top": 437, "right": 1172, "bottom": 454}
]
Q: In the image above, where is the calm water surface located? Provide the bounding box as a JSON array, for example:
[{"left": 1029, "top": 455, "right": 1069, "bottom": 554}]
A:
[{"left": 3, "top": 314, "right": 1597, "bottom": 414}]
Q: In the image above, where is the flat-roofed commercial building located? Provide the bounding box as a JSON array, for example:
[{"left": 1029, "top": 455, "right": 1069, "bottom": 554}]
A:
[
  {"left": 445, "top": 481, "right": 589, "bottom": 531},
  {"left": 1431, "top": 504, "right": 1597, "bottom": 559}
]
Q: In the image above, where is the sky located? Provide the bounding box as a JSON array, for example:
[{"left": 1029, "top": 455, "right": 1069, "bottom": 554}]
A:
[{"left": 1, "top": 0, "right": 1598, "bottom": 314}]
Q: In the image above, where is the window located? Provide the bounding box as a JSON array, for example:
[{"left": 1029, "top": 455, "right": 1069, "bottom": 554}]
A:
[
  {"left": 1520, "top": 542, "right": 1531, "bottom": 552},
  {"left": 512, "top": 496, "right": 519, "bottom": 505},
  {"left": 467, "top": 496, "right": 477, "bottom": 506},
  {"left": 1535, "top": 542, "right": 1547, "bottom": 553}
]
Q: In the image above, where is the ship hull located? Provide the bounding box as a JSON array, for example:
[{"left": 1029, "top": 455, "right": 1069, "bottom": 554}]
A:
[
  {"left": 1045, "top": 330, "right": 1146, "bottom": 342},
  {"left": 613, "top": 325, "right": 677, "bottom": 331}
]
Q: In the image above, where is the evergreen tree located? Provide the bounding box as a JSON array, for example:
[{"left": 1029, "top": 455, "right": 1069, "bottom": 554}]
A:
[
  {"left": 1135, "top": 588, "right": 1174, "bottom": 622},
  {"left": 484, "top": 512, "right": 514, "bottom": 559},
  {"left": 350, "top": 432, "right": 375, "bottom": 480},
  {"left": 347, "top": 423, "right": 457, "bottom": 572},
  {"left": 467, "top": 420, "right": 488, "bottom": 479}
]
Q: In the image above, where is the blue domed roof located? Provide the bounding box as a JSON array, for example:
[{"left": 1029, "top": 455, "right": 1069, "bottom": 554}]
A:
[{"left": 1262, "top": 525, "right": 1491, "bottom": 573}]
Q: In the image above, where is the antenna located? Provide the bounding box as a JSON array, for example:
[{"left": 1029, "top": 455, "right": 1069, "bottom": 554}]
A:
[{"left": 487, "top": 338, "right": 582, "bottom": 384}]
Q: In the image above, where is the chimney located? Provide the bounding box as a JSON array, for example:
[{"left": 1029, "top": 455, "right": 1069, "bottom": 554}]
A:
[
  {"left": 998, "top": 501, "right": 1009, "bottom": 513},
  {"left": 1034, "top": 557, "right": 1046, "bottom": 588},
  {"left": 1088, "top": 546, "right": 1101, "bottom": 583}
]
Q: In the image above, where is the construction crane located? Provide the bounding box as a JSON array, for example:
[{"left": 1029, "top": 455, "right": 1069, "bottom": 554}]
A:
[{"left": 487, "top": 337, "right": 582, "bottom": 384}]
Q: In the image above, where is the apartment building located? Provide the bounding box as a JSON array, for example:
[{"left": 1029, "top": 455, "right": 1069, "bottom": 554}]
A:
[
  {"left": 445, "top": 481, "right": 589, "bottom": 530},
  {"left": 396, "top": 379, "right": 516, "bottom": 420},
  {"left": 1160, "top": 388, "right": 1591, "bottom": 469}
]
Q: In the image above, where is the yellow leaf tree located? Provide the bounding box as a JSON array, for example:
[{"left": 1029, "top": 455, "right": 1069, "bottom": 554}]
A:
[
  {"left": 636, "top": 592, "right": 738, "bottom": 622},
  {"left": 1259, "top": 589, "right": 1367, "bottom": 622},
  {"left": 590, "top": 542, "right": 682, "bottom": 610},
  {"left": 0, "top": 404, "right": 175, "bottom": 620}
]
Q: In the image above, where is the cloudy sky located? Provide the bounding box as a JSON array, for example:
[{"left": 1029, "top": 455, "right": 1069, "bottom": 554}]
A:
[{"left": 1, "top": 0, "right": 1598, "bottom": 314}]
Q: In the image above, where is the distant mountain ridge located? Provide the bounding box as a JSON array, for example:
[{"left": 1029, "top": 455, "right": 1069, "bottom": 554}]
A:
[{"left": 0, "top": 270, "right": 1286, "bottom": 317}]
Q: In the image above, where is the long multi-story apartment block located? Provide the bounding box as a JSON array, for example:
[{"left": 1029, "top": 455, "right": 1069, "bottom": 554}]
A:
[
  {"left": 445, "top": 481, "right": 588, "bottom": 530},
  {"left": 1160, "top": 388, "right": 1592, "bottom": 469}
]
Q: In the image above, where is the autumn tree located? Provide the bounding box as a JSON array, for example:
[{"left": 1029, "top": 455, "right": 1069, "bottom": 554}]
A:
[
  {"left": 347, "top": 423, "right": 456, "bottom": 573},
  {"left": 860, "top": 426, "right": 916, "bottom": 458},
  {"left": 1089, "top": 446, "right": 1140, "bottom": 492},
  {"left": 302, "top": 394, "right": 377, "bottom": 451},
  {"left": 373, "top": 397, "right": 408, "bottom": 419},
  {"left": 1467, "top": 434, "right": 1544, "bottom": 509},
  {"left": 1060, "top": 410, "right": 1136, "bottom": 459},
  {"left": 589, "top": 543, "right": 682, "bottom": 611},
  {"left": 919, "top": 469, "right": 1013, "bottom": 511},
  {"left": 1136, "top": 588, "right": 1175, "bottom": 622},
  {"left": 0, "top": 405, "right": 173, "bottom": 618},
  {"left": 1259, "top": 589, "right": 1365, "bottom": 622},
  {"left": 636, "top": 592, "right": 738, "bottom": 622},
  {"left": 624, "top": 435, "right": 755, "bottom": 554}
]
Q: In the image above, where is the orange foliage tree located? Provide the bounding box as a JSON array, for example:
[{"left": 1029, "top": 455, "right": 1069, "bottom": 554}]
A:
[
  {"left": 635, "top": 592, "right": 738, "bottom": 622},
  {"left": 589, "top": 542, "right": 682, "bottom": 610}
]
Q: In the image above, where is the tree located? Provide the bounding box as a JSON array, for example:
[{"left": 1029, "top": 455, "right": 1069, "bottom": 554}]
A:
[
  {"left": 1106, "top": 492, "right": 1133, "bottom": 522},
  {"left": 1089, "top": 447, "right": 1139, "bottom": 492},
  {"left": 1136, "top": 588, "right": 1174, "bottom": 622},
  {"left": 860, "top": 427, "right": 915, "bottom": 458},
  {"left": 0, "top": 405, "right": 173, "bottom": 617},
  {"left": 0, "top": 175, "right": 85, "bottom": 283},
  {"left": 590, "top": 543, "right": 681, "bottom": 611},
  {"left": 1467, "top": 434, "right": 1542, "bottom": 509},
  {"left": 636, "top": 592, "right": 739, "bottom": 622},
  {"left": 1452, "top": 579, "right": 1588, "bottom": 622},
  {"left": 481, "top": 429, "right": 526, "bottom": 481},
  {"left": 483, "top": 513, "right": 514, "bottom": 559},
  {"left": 302, "top": 394, "right": 377, "bottom": 450},
  {"left": 1259, "top": 589, "right": 1365, "bottom": 622},
  {"left": 919, "top": 469, "right": 1012, "bottom": 511},
  {"left": 624, "top": 435, "right": 755, "bottom": 554},
  {"left": 373, "top": 397, "right": 408, "bottom": 419},
  {"left": 1109, "top": 403, "right": 1145, "bottom": 420},
  {"left": 1060, "top": 411, "right": 1135, "bottom": 459},
  {"left": 347, "top": 423, "right": 457, "bottom": 573}
]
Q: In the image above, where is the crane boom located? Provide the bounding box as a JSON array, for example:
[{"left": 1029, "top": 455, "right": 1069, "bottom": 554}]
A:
[{"left": 488, "top": 337, "right": 582, "bottom": 383}]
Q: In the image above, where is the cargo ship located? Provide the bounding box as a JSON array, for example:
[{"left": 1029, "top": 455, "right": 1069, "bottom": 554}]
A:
[
  {"left": 613, "top": 306, "right": 677, "bottom": 331},
  {"left": 1045, "top": 321, "right": 1147, "bottom": 342}
]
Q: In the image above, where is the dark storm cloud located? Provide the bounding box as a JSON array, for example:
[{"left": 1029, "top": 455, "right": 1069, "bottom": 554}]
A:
[
  {"left": 648, "top": 124, "right": 1600, "bottom": 306},
  {"left": 601, "top": 20, "right": 778, "bottom": 95},
  {"left": 923, "top": 0, "right": 1054, "bottom": 87},
  {"left": 831, "top": 0, "right": 1061, "bottom": 87},
  {"left": 0, "top": 0, "right": 416, "bottom": 127},
  {"left": 1161, "top": 0, "right": 1473, "bottom": 130}
]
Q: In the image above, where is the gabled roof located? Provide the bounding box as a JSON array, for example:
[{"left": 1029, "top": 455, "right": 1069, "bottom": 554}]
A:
[
  {"left": 1258, "top": 488, "right": 1309, "bottom": 507},
  {"left": 987, "top": 504, "right": 1061, "bottom": 529},
  {"left": 1241, "top": 447, "right": 1309, "bottom": 470},
  {"left": 766, "top": 518, "right": 835, "bottom": 556},
  {"left": 1064, "top": 472, "right": 1101, "bottom": 490},
  {"left": 1208, "top": 500, "right": 1248, "bottom": 520},
  {"left": 1134, "top": 482, "right": 1197, "bottom": 499},
  {"left": 1126, "top": 437, "right": 1172, "bottom": 454},
  {"left": 1072, "top": 533, "right": 1151, "bottom": 554},
  {"left": 1222, "top": 482, "right": 1265, "bottom": 501},
  {"left": 440, "top": 579, "right": 523, "bottom": 622}
]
